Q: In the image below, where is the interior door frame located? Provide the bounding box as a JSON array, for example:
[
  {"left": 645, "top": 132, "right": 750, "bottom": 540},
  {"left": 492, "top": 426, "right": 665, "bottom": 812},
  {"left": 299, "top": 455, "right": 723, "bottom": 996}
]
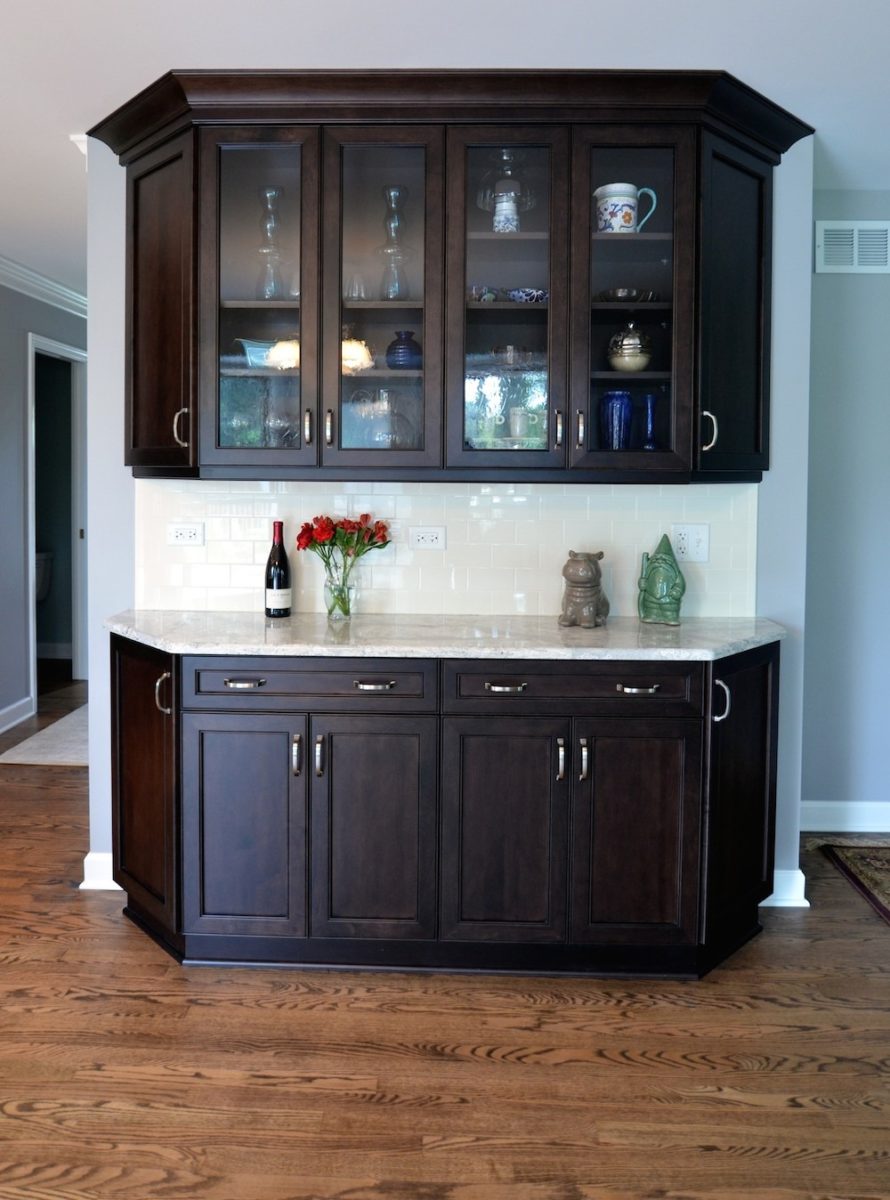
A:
[{"left": 27, "top": 334, "right": 89, "bottom": 699}]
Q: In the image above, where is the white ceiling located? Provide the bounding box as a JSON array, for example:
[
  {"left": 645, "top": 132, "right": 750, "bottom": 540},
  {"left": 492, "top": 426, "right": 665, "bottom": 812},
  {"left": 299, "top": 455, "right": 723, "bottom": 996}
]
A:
[{"left": 3, "top": 0, "right": 889, "bottom": 297}]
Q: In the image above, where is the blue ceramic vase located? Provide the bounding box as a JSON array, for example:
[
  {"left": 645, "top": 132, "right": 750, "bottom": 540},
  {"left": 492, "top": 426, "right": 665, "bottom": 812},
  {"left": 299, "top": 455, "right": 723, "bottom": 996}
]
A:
[
  {"left": 600, "top": 390, "right": 632, "bottom": 450},
  {"left": 385, "top": 330, "right": 422, "bottom": 370}
]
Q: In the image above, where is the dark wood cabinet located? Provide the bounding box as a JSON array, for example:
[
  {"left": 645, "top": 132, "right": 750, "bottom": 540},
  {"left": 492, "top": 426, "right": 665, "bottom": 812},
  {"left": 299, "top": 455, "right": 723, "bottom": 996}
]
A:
[
  {"left": 181, "top": 712, "right": 308, "bottom": 938},
  {"left": 110, "top": 634, "right": 179, "bottom": 930},
  {"left": 310, "top": 714, "right": 438, "bottom": 939},
  {"left": 91, "top": 71, "right": 811, "bottom": 484},
  {"left": 441, "top": 716, "right": 570, "bottom": 942},
  {"left": 110, "top": 636, "right": 780, "bottom": 977}
]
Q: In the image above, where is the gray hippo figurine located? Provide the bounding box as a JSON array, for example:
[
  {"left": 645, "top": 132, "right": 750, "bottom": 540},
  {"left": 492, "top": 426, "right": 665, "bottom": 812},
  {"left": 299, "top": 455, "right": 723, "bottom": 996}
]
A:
[{"left": 558, "top": 549, "right": 610, "bottom": 628}]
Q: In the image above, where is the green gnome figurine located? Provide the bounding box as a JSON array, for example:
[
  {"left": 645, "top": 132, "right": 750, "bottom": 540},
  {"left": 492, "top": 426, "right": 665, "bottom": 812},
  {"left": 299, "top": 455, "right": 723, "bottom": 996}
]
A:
[{"left": 638, "top": 534, "right": 686, "bottom": 625}]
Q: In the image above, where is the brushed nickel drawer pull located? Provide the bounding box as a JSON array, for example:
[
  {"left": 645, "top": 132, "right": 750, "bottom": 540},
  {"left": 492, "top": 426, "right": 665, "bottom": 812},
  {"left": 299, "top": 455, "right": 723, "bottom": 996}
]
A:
[
  {"left": 713, "top": 678, "right": 732, "bottom": 723},
  {"left": 292, "top": 733, "right": 302, "bottom": 777},
  {"left": 576, "top": 410, "right": 585, "bottom": 449},
  {"left": 154, "top": 671, "right": 172, "bottom": 715},
  {"left": 484, "top": 681, "right": 528, "bottom": 694},
  {"left": 325, "top": 409, "right": 333, "bottom": 446},
  {"left": 303, "top": 409, "right": 313, "bottom": 445},
  {"left": 315, "top": 735, "right": 325, "bottom": 777},
  {"left": 702, "top": 410, "right": 719, "bottom": 452},
  {"left": 554, "top": 409, "right": 564, "bottom": 448},
  {"left": 556, "top": 737, "right": 566, "bottom": 782},
  {"left": 616, "top": 683, "right": 661, "bottom": 696},
  {"left": 353, "top": 680, "right": 397, "bottom": 692},
  {"left": 172, "top": 407, "right": 189, "bottom": 448},
  {"left": 579, "top": 737, "right": 589, "bottom": 782},
  {"left": 223, "top": 678, "right": 267, "bottom": 690}
]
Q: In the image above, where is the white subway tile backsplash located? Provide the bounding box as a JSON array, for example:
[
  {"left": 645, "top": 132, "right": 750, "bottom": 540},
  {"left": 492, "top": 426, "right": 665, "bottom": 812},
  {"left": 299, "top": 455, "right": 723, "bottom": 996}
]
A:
[{"left": 135, "top": 480, "right": 758, "bottom": 618}]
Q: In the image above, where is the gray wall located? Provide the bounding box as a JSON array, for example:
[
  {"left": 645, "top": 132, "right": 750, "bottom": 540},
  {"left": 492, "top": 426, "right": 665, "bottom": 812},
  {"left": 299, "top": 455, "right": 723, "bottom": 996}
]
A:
[
  {"left": 0, "top": 285, "right": 85, "bottom": 728},
  {"left": 802, "top": 190, "right": 890, "bottom": 831}
]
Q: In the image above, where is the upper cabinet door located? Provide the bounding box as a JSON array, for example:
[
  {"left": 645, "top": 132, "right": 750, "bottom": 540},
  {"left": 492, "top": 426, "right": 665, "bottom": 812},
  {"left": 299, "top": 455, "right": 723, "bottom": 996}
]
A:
[
  {"left": 569, "top": 126, "right": 695, "bottom": 474},
  {"left": 445, "top": 127, "right": 569, "bottom": 469},
  {"left": 198, "top": 127, "right": 320, "bottom": 469},
  {"left": 321, "top": 127, "right": 444, "bottom": 468},
  {"left": 697, "top": 134, "right": 773, "bottom": 475},
  {"left": 126, "top": 132, "right": 196, "bottom": 473}
]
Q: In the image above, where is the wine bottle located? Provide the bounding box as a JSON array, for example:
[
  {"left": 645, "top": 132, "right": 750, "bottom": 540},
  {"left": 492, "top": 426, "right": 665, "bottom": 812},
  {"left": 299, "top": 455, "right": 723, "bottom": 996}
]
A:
[{"left": 264, "top": 520, "right": 292, "bottom": 617}]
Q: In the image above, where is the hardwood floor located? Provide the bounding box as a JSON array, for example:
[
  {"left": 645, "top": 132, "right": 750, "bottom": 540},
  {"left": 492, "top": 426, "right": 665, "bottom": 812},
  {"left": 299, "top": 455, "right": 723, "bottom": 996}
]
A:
[{"left": 0, "top": 743, "right": 887, "bottom": 1196}]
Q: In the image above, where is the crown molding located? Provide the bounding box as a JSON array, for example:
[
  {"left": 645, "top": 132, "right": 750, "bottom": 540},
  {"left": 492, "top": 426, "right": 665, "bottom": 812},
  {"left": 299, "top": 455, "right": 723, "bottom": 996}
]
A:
[{"left": 0, "top": 254, "right": 86, "bottom": 319}]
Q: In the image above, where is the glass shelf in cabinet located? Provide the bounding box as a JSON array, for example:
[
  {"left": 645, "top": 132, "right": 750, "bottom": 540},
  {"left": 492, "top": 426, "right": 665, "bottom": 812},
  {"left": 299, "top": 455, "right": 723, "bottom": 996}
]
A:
[
  {"left": 220, "top": 299, "right": 300, "bottom": 309},
  {"left": 591, "top": 370, "right": 671, "bottom": 382},
  {"left": 341, "top": 300, "right": 424, "bottom": 309}
]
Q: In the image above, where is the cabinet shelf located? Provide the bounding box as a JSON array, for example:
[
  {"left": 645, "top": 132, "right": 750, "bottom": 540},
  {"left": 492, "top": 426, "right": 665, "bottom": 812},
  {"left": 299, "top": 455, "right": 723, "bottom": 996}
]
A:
[
  {"left": 345, "top": 369, "right": 423, "bottom": 379},
  {"left": 467, "top": 231, "right": 549, "bottom": 241},
  {"left": 342, "top": 300, "right": 423, "bottom": 309},
  {"left": 220, "top": 299, "right": 300, "bottom": 309},
  {"left": 591, "top": 371, "right": 671, "bottom": 382},
  {"left": 221, "top": 367, "right": 300, "bottom": 378},
  {"left": 467, "top": 301, "right": 549, "bottom": 311},
  {"left": 591, "top": 302, "right": 671, "bottom": 312}
]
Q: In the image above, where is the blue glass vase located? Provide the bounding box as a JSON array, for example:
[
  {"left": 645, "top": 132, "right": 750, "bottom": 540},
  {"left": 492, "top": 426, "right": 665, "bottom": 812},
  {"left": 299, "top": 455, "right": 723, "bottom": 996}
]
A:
[
  {"left": 385, "top": 330, "right": 422, "bottom": 370},
  {"left": 600, "top": 390, "right": 633, "bottom": 450}
]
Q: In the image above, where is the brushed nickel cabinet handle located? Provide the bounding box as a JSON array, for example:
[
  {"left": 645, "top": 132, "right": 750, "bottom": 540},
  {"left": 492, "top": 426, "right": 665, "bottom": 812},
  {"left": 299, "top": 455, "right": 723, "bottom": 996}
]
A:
[
  {"left": 154, "top": 671, "right": 172, "bottom": 715},
  {"left": 713, "top": 679, "right": 732, "bottom": 723},
  {"left": 484, "top": 681, "right": 528, "bottom": 694},
  {"left": 292, "top": 733, "right": 302, "bottom": 776},
  {"left": 172, "top": 407, "right": 189, "bottom": 448},
  {"left": 616, "top": 683, "right": 661, "bottom": 696},
  {"left": 554, "top": 409, "right": 564, "bottom": 448},
  {"left": 702, "top": 410, "right": 718, "bottom": 452},
  {"left": 325, "top": 409, "right": 333, "bottom": 446},
  {"left": 579, "top": 737, "right": 589, "bottom": 782},
  {"left": 575, "top": 410, "right": 585, "bottom": 449},
  {"left": 353, "top": 680, "right": 397, "bottom": 692},
  {"left": 556, "top": 737, "right": 566, "bottom": 782},
  {"left": 223, "top": 678, "right": 267, "bottom": 690},
  {"left": 303, "top": 409, "right": 313, "bottom": 445},
  {"left": 315, "top": 735, "right": 325, "bottom": 777}
]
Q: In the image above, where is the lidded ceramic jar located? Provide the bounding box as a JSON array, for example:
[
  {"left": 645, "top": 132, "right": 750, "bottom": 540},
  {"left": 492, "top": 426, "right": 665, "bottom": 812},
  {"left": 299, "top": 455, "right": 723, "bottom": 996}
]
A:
[{"left": 607, "top": 321, "right": 652, "bottom": 372}]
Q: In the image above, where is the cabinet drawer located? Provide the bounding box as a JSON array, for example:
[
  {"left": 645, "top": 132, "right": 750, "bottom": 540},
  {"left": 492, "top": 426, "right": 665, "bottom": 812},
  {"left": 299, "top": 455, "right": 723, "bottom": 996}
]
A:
[
  {"left": 182, "top": 656, "right": 438, "bottom": 712},
  {"left": 443, "top": 659, "right": 703, "bottom": 716}
]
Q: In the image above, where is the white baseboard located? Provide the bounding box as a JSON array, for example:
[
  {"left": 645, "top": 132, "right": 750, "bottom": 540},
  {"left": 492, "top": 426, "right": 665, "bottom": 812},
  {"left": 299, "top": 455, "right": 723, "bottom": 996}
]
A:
[
  {"left": 80, "top": 852, "right": 122, "bottom": 891},
  {"left": 0, "top": 694, "right": 36, "bottom": 734},
  {"left": 801, "top": 801, "right": 890, "bottom": 833},
  {"left": 761, "top": 868, "right": 810, "bottom": 908}
]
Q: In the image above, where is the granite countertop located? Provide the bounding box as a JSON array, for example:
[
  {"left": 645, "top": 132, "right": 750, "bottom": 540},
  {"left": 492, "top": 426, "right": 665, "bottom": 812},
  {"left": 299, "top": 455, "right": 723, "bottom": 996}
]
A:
[{"left": 106, "top": 610, "right": 785, "bottom": 661}]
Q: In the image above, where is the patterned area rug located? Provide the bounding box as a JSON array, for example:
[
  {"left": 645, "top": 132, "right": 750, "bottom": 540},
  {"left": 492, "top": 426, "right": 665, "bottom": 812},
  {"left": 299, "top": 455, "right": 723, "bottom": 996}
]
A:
[
  {"left": 0, "top": 705, "right": 88, "bottom": 766},
  {"left": 821, "top": 844, "right": 890, "bottom": 925}
]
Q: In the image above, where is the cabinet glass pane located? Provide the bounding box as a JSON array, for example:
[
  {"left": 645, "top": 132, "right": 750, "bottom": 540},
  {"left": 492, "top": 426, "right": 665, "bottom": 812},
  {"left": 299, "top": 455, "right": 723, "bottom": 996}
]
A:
[
  {"left": 462, "top": 145, "right": 551, "bottom": 452},
  {"left": 587, "top": 148, "right": 674, "bottom": 454},
  {"left": 339, "top": 145, "right": 425, "bottom": 452},
  {"left": 217, "top": 146, "right": 302, "bottom": 450}
]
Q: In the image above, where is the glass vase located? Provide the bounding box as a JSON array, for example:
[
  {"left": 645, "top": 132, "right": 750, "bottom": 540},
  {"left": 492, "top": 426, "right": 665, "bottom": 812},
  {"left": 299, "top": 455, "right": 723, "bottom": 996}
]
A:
[{"left": 323, "top": 563, "right": 357, "bottom": 620}]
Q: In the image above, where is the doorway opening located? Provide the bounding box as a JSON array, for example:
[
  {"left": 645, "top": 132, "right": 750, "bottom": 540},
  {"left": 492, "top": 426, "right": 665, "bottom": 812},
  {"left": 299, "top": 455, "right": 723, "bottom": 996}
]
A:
[{"left": 27, "top": 336, "right": 87, "bottom": 710}]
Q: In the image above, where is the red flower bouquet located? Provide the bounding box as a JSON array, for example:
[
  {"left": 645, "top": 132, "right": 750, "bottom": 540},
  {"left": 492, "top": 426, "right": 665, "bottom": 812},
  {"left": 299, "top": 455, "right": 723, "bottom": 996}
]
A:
[{"left": 295, "top": 513, "right": 391, "bottom": 618}]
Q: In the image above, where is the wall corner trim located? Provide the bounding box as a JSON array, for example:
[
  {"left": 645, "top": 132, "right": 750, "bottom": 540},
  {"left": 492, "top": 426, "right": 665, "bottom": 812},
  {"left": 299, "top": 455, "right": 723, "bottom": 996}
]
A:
[
  {"left": 79, "top": 851, "right": 122, "bottom": 891},
  {"left": 761, "top": 868, "right": 810, "bottom": 907},
  {"left": 0, "top": 254, "right": 87, "bottom": 319}
]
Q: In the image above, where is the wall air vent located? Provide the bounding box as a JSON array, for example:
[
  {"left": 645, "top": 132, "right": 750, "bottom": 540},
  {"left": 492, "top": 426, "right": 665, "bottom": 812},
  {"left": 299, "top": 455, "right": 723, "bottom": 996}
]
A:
[{"left": 815, "top": 220, "right": 890, "bottom": 273}]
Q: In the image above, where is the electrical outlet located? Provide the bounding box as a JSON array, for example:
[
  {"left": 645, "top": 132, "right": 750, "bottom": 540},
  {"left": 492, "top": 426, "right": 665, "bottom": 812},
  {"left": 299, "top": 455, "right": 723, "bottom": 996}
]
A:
[
  {"left": 166, "top": 521, "right": 205, "bottom": 546},
  {"left": 671, "top": 523, "right": 709, "bottom": 563},
  {"left": 409, "top": 526, "right": 447, "bottom": 550}
]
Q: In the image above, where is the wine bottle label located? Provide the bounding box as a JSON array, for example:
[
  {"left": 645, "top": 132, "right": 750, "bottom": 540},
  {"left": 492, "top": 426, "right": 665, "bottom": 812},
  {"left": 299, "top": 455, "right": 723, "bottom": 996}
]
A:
[{"left": 265, "top": 588, "right": 292, "bottom": 610}]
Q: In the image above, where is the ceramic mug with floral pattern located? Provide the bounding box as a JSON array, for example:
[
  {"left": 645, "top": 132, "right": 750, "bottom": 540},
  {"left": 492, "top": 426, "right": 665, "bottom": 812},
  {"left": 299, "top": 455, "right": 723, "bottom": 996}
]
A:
[{"left": 594, "top": 182, "right": 657, "bottom": 233}]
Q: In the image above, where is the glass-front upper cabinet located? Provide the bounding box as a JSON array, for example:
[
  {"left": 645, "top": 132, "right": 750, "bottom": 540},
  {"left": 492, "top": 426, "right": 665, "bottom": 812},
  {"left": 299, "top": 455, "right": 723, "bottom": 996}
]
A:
[
  {"left": 445, "top": 128, "right": 569, "bottom": 469},
  {"left": 321, "top": 128, "right": 443, "bottom": 467},
  {"left": 570, "top": 128, "right": 695, "bottom": 472},
  {"left": 199, "top": 128, "right": 319, "bottom": 468}
]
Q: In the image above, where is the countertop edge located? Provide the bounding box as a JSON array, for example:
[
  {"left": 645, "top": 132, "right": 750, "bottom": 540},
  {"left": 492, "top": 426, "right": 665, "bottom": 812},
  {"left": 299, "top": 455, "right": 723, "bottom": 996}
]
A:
[{"left": 105, "top": 612, "right": 786, "bottom": 663}]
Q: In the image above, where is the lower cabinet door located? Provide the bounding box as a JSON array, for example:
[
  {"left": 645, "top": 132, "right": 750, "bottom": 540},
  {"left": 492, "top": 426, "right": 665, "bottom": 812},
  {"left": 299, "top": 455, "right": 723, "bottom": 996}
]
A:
[
  {"left": 111, "top": 634, "right": 178, "bottom": 931},
  {"left": 441, "top": 716, "right": 570, "bottom": 943},
  {"left": 571, "top": 718, "right": 702, "bottom": 944},
  {"left": 181, "top": 712, "right": 308, "bottom": 937},
  {"left": 310, "top": 714, "right": 438, "bottom": 939}
]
